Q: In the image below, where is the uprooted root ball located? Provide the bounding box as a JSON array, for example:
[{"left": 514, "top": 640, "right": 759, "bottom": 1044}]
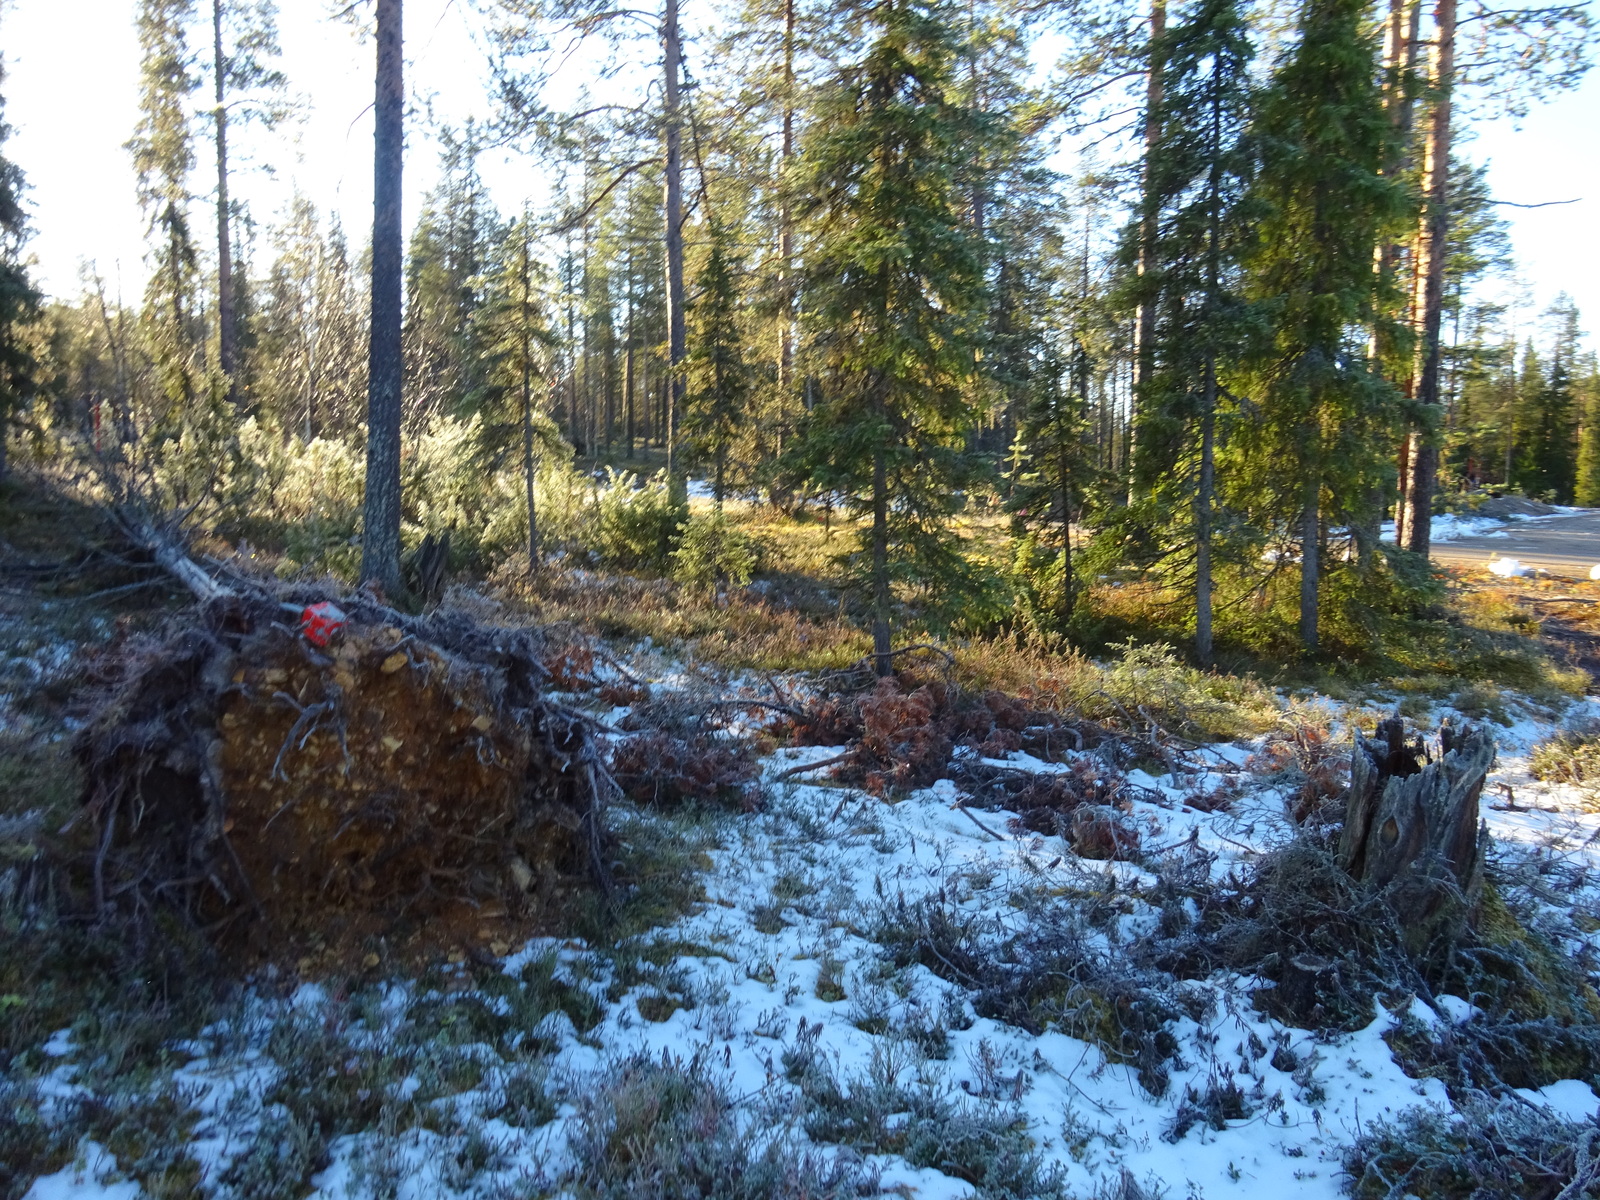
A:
[{"left": 75, "top": 592, "right": 610, "bottom": 967}]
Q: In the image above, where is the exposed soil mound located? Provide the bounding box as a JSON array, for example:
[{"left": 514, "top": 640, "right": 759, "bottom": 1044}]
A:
[{"left": 75, "top": 590, "right": 610, "bottom": 968}]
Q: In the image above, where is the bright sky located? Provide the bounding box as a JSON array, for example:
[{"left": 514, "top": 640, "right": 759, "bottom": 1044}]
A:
[{"left": 2, "top": 0, "right": 1596, "bottom": 343}]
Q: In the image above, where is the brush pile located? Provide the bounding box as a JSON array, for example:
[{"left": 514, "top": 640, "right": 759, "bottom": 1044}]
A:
[{"left": 74, "top": 583, "right": 611, "bottom": 965}]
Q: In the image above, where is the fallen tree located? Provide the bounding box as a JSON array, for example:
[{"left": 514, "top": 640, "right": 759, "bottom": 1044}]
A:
[{"left": 74, "top": 523, "right": 613, "bottom": 967}]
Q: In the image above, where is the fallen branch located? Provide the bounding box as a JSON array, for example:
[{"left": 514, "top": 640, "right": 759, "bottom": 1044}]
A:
[
  {"left": 954, "top": 804, "right": 1008, "bottom": 841},
  {"left": 774, "top": 750, "right": 855, "bottom": 781}
]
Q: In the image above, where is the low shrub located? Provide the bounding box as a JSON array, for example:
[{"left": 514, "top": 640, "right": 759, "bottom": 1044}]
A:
[
  {"left": 1344, "top": 1097, "right": 1600, "bottom": 1200},
  {"left": 1531, "top": 723, "right": 1600, "bottom": 789},
  {"left": 784, "top": 1037, "right": 1068, "bottom": 1200},
  {"left": 595, "top": 469, "right": 687, "bottom": 571},
  {"left": 870, "top": 889, "right": 1181, "bottom": 1096},
  {"left": 1149, "top": 837, "right": 1419, "bottom": 1032},
  {"left": 672, "top": 507, "right": 759, "bottom": 594},
  {"left": 563, "top": 1050, "right": 877, "bottom": 1199}
]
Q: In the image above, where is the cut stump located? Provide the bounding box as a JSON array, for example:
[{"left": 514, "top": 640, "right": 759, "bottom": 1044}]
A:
[{"left": 1339, "top": 716, "right": 1493, "bottom": 961}]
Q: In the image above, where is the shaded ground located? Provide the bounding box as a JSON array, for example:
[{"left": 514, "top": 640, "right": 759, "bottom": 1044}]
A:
[{"left": 1447, "top": 565, "right": 1600, "bottom": 692}]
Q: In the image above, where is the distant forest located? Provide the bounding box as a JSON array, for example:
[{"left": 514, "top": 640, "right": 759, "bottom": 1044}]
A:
[{"left": 0, "top": 0, "right": 1595, "bottom": 663}]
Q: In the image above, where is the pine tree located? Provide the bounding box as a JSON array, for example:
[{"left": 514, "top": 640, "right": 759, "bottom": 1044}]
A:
[
  {"left": 0, "top": 56, "right": 40, "bottom": 484},
  {"left": 361, "top": 0, "right": 404, "bottom": 593},
  {"left": 1236, "top": 0, "right": 1404, "bottom": 654},
  {"left": 794, "top": 0, "right": 987, "bottom": 674}
]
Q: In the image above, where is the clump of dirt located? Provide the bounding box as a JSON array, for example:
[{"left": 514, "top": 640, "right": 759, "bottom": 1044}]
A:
[{"left": 75, "top": 590, "right": 610, "bottom": 971}]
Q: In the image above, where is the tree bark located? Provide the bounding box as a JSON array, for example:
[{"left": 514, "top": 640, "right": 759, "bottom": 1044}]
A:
[
  {"left": 1341, "top": 716, "right": 1491, "bottom": 959},
  {"left": 1382, "top": 0, "right": 1420, "bottom": 550},
  {"left": 776, "top": 0, "right": 796, "bottom": 430},
  {"left": 360, "top": 0, "right": 404, "bottom": 595},
  {"left": 1127, "top": 0, "right": 1166, "bottom": 501},
  {"left": 872, "top": 445, "right": 891, "bottom": 677},
  {"left": 1196, "top": 367, "right": 1216, "bottom": 665},
  {"left": 212, "top": 0, "right": 237, "bottom": 405},
  {"left": 520, "top": 221, "right": 539, "bottom": 571},
  {"left": 1300, "top": 470, "right": 1320, "bottom": 654},
  {"left": 1399, "top": 0, "right": 1456, "bottom": 557},
  {"left": 662, "top": 0, "right": 687, "bottom": 492}
]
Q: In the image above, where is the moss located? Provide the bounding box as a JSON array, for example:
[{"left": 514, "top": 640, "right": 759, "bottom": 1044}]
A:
[{"left": 1461, "top": 885, "right": 1600, "bottom": 1024}]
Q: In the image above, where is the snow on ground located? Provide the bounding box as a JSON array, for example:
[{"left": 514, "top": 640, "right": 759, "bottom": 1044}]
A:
[
  {"left": 1379, "top": 504, "right": 1589, "bottom": 545},
  {"left": 22, "top": 685, "right": 1600, "bottom": 1199}
]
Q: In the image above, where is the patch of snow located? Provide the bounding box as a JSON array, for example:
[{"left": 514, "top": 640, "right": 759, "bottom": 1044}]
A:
[
  {"left": 23, "top": 1143, "right": 142, "bottom": 1200},
  {"left": 1516, "top": 1078, "right": 1600, "bottom": 1122}
]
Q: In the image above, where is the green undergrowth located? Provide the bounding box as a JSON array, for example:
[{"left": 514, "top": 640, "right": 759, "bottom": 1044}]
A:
[{"left": 1531, "top": 719, "right": 1600, "bottom": 800}]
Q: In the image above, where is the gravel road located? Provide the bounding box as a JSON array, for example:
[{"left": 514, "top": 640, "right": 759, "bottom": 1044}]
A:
[{"left": 1430, "top": 510, "right": 1600, "bottom": 578}]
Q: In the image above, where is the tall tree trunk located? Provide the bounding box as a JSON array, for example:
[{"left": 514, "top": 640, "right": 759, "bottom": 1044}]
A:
[
  {"left": 360, "top": 0, "right": 403, "bottom": 594},
  {"left": 1399, "top": 0, "right": 1456, "bottom": 557},
  {"left": 872, "top": 444, "right": 892, "bottom": 676},
  {"left": 212, "top": 0, "right": 237, "bottom": 405},
  {"left": 1057, "top": 435, "right": 1075, "bottom": 628},
  {"left": 662, "top": 0, "right": 687, "bottom": 491},
  {"left": 776, "top": 0, "right": 796, "bottom": 447},
  {"left": 1371, "top": 0, "right": 1420, "bottom": 556},
  {"left": 624, "top": 335, "right": 636, "bottom": 461},
  {"left": 1300, "top": 470, "right": 1320, "bottom": 654},
  {"left": 1127, "top": 0, "right": 1165, "bottom": 501},
  {"left": 520, "top": 222, "right": 539, "bottom": 571},
  {"left": 1196, "top": 363, "right": 1216, "bottom": 665}
]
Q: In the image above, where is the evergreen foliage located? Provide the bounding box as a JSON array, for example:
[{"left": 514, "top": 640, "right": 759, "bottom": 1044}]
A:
[
  {"left": 1117, "top": 0, "right": 1259, "bottom": 662},
  {"left": 793, "top": 0, "right": 988, "bottom": 671},
  {"left": 0, "top": 59, "right": 40, "bottom": 483},
  {"left": 1232, "top": 0, "right": 1405, "bottom": 653},
  {"left": 685, "top": 223, "right": 754, "bottom": 505}
]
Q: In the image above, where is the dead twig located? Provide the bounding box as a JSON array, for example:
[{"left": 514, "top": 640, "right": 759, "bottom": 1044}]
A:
[{"left": 775, "top": 750, "right": 855, "bottom": 781}]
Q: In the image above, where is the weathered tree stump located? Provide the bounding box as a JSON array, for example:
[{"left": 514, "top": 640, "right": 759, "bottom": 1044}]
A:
[{"left": 1338, "top": 716, "right": 1493, "bottom": 961}]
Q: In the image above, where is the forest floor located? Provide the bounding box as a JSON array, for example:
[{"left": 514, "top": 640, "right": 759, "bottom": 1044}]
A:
[{"left": 6, "top": 472, "right": 1600, "bottom": 1200}]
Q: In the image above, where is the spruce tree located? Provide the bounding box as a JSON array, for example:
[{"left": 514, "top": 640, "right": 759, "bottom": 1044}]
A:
[
  {"left": 474, "top": 213, "right": 563, "bottom": 567},
  {"left": 685, "top": 223, "right": 754, "bottom": 505},
  {"left": 794, "top": 0, "right": 986, "bottom": 674},
  {"left": 129, "top": 0, "right": 202, "bottom": 428},
  {"left": 1121, "top": 0, "right": 1257, "bottom": 664},
  {"left": 0, "top": 56, "right": 39, "bottom": 484},
  {"left": 1514, "top": 340, "right": 1576, "bottom": 502},
  {"left": 1235, "top": 0, "right": 1403, "bottom": 654},
  {"left": 1575, "top": 356, "right": 1600, "bottom": 507}
]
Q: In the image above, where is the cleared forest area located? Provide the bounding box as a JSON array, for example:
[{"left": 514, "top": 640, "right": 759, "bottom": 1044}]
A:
[{"left": 3, "top": 0, "right": 1600, "bottom": 1195}]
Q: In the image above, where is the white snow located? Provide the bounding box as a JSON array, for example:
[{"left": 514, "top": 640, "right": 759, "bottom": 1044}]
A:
[
  {"left": 22, "top": 1144, "right": 142, "bottom": 1200},
  {"left": 1380, "top": 505, "right": 1592, "bottom": 545},
  {"left": 17, "top": 676, "right": 1600, "bottom": 1199}
]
